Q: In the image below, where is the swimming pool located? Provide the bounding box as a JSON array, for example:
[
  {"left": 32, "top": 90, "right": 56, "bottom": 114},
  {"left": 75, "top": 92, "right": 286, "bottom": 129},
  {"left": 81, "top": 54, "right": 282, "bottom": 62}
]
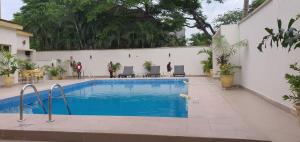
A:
[{"left": 0, "top": 79, "right": 188, "bottom": 118}]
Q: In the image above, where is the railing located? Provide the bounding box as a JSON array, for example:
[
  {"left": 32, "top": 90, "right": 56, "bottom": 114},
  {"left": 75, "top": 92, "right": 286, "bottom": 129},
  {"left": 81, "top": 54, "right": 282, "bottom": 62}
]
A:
[
  {"left": 48, "top": 84, "right": 71, "bottom": 122},
  {"left": 19, "top": 84, "right": 47, "bottom": 122}
]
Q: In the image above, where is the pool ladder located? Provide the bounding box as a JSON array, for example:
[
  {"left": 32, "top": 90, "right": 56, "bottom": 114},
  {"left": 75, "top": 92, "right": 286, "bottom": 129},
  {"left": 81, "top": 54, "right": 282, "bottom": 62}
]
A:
[
  {"left": 19, "top": 84, "right": 71, "bottom": 122},
  {"left": 48, "top": 84, "right": 71, "bottom": 122},
  {"left": 19, "top": 84, "right": 47, "bottom": 122}
]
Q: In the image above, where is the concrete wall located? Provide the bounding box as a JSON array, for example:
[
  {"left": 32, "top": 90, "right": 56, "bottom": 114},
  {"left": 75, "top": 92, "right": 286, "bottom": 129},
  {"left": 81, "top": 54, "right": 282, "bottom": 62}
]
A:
[
  {"left": 34, "top": 47, "right": 209, "bottom": 77},
  {"left": 218, "top": 0, "right": 300, "bottom": 109}
]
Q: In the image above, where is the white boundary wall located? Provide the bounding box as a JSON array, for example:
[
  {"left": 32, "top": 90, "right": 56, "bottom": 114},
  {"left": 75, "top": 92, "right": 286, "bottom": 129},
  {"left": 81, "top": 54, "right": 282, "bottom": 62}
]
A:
[
  {"left": 217, "top": 0, "right": 300, "bottom": 109},
  {"left": 34, "top": 47, "right": 209, "bottom": 77}
]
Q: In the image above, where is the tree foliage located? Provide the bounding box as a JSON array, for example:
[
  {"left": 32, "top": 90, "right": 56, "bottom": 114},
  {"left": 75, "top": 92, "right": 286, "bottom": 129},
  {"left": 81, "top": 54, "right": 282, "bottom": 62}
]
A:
[
  {"left": 14, "top": 0, "right": 186, "bottom": 50},
  {"left": 14, "top": 0, "right": 225, "bottom": 50},
  {"left": 249, "top": 0, "right": 266, "bottom": 13},
  {"left": 159, "top": 0, "right": 223, "bottom": 39},
  {"left": 213, "top": 0, "right": 266, "bottom": 28},
  {"left": 189, "top": 33, "right": 211, "bottom": 46},
  {"left": 213, "top": 9, "right": 243, "bottom": 28}
]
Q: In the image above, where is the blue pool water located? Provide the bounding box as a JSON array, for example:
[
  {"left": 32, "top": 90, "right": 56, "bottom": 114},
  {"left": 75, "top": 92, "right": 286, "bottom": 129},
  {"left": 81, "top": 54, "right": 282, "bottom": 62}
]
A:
[{"left": 0, "top": 79, "right": 188, "bottom": 118}]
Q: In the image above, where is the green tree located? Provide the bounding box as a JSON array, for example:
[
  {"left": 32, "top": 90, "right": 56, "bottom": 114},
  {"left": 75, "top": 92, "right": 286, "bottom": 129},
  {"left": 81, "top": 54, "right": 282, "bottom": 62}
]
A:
[
  {"left": 159, "top": 0, "right": 224, "bottom": 40},
  {"left": 14, "top": 0, "right": 226, "bottom": 50},
  {"left": 14, "top": 0, "right": 183, "bottom": 50},
  {"left": 249, "top": 0, "right": 266, "bottom": 13},
  {"left": 214, "top": 0, "right": 265, "bottom": 28},
  {"left": 189, "top": 33, "right": 211, "bottom": 46},
  {"left": 213, "top": 9, "right": 243, "bottom": 28}
]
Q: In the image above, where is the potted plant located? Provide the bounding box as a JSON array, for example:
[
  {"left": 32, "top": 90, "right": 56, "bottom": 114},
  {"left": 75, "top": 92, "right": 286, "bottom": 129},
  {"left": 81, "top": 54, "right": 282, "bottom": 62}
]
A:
[
  {"left": 213, "top": 35, "right": 245, "bottom": 87},
  {"left": 143, "top": 61, "right": 152, "bottom": 73},
  {"left": 258, "top": 16, "right": 300, "bottom": 125},
  {"left": 219, "top": 64, "right": 240, "bottom": 88},
  {"left": 283, "top": 63, "right": 300, "bottom": 126},
  {"left": 18, "top": 59, "right": 37, "bottom": 75},
  {"left": 198, "top": 48, "right": 213, "bottom": 77},
  {"left": 49, "top": 67, "right": 61, "bottom": 80},
  {"left": 112, "top": 62, "right": 121, "bottom": 77},
  {"left": 44, "top": 65, "right": 66, "bottom": 80},
  {"left": 0, "top": 50, "right": 18, "bottom": 87},
  {"left": 18, "top": 60, "right": 36, "bottom": 70}
]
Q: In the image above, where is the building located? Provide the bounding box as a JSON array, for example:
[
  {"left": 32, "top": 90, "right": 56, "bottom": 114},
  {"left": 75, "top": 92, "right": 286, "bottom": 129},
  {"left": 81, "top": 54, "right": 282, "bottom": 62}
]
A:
[{"left": 0, "top": 19, "right": 33, "bottom": 85}]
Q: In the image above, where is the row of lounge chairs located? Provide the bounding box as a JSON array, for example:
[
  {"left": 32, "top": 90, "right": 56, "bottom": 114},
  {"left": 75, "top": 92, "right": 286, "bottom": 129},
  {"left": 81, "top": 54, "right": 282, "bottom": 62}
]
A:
[{"left": 118, "top": 65, "right": 185, "bottom": 78}]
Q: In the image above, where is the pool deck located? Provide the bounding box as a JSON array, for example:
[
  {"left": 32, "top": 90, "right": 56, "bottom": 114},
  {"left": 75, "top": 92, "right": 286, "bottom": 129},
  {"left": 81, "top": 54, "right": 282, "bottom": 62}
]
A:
[{"left": 0, "top": 77, "right": 299, "bottom": 142}]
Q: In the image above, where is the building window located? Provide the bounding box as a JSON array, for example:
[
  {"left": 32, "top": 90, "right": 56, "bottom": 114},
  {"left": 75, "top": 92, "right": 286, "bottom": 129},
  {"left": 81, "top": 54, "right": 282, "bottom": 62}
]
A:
[{"left": 0, "top": 44, "right": 11, "bottom": 52}]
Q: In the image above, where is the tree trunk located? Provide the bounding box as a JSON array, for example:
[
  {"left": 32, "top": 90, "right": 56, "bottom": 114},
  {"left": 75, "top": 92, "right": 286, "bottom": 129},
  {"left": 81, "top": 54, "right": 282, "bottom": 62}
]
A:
[{"left": 243, "top": 0, "right": 249, "bottom": 17}]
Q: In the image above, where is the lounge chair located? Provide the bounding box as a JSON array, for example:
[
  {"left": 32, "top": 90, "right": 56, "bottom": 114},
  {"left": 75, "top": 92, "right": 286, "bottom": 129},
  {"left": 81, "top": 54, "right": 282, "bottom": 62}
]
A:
[
  {"left": 118, "top": 66, "right": 135, "bottom": 78},
  {"left": 173, "top": 65, "right": 185, "bottom": 77},
  {"left": 147, "top": 66, "right": 161, "bottom": 77}
]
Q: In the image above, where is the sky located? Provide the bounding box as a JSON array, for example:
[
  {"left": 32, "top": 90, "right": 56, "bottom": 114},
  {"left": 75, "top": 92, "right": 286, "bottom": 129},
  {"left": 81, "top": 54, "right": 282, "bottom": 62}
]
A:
[{"left": 0, "top": 0, "right": 246, "bottom": 38}]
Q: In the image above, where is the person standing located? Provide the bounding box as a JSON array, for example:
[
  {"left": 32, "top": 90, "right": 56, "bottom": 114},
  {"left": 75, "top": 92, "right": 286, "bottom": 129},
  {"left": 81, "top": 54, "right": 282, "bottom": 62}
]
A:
[
  {"left": 76, "top": 62, "right": 82, "bottom": 79},
  {"left": 108, "top": 61, "right": 113, "bottom": 78},
  {"left": 167, "top": 62, "right": 172, "bottom": 77}
]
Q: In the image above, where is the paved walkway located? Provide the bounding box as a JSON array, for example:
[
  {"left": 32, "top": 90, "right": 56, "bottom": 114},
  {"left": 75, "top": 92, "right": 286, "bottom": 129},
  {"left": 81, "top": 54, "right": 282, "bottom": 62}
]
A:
[{"left": 0, "top": 77, "right": 299, "bottom": 142}]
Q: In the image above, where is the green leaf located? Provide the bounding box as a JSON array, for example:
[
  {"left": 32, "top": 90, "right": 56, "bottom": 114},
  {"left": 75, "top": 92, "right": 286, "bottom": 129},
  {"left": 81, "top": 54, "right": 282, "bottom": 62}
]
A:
[
  {"left": 265, "top": 28, "right": 274, "bottom": 35},
  {"left": 257, "top": 43, "right": 263, "bottom": 52},
  {"left": 295, "top": 42, "right": 300, "bottom": 49},
  {"left": 282, "top": 95, "right": 289, "bottom": 100},
  {"left": 288, "top": 18, "right": 295, "bottom": 29},
  {"left": 277, "top": 19, "right": 282, "bottom": 30}
]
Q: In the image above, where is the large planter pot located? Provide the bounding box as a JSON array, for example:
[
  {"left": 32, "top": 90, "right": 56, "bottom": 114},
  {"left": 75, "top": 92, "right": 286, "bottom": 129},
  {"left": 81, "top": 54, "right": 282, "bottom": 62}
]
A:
[
  {"left": 113, "top": 72, "right": 118, "bottom": 78},
  {"left": 295, "top": 105, "right": 300, "bottom": 127},
  {"left": 220, "top": 74, "right": 234, "bottom": 88},
  {"left": 51, "top": 76, "right": 60, "bottom": 80},
  {"left": 3, "top": 76, "right": 14, "bottom": 87},
  {"left": 209, "top": 69, "right": 214, "bottom": 77},
  {"left": 72, "top": 71, "right": 77, "bottom": 78}
]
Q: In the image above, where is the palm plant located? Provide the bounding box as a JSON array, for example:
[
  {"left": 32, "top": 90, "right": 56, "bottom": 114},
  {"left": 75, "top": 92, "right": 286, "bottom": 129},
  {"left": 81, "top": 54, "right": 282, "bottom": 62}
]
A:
[
  {"left": 213, "top": 36, "right": 231, "bottom": 66},
  {"left": 143, "top": 61, "right": 152, "bottom": 72},
  {"left": 213, "top": 35, "right": 244, "bottom": 66},
  {"left": 198, "top": 48, "right": 213, "bottom": 74},
  {"left": 112, "top": 63, "right": 121, "bottom": 73}
]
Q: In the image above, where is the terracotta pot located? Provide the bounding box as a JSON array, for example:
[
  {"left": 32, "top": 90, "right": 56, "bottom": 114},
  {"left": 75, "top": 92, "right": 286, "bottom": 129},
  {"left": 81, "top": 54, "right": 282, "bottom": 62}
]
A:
[
  {"left": 3, "top": 76, "right": 14, "bottom": 87},
  {"left": 295, "top": 105, "right": 300, "bottom": 127},
  {"left": 220, "top": 74, "right": 234, "bottom": 88}
]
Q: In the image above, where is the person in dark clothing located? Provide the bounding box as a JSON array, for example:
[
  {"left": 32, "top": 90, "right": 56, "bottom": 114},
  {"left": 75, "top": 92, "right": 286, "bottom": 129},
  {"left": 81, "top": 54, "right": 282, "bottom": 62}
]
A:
[
  {"left": 167, "top": 62, "right": 172, "bottom": 77},
  {"left": 108, "top": 61, "right": 113, "bottom": 78},
  {"left": 76, "top": 62, "right": 82, "bottom": 79}
]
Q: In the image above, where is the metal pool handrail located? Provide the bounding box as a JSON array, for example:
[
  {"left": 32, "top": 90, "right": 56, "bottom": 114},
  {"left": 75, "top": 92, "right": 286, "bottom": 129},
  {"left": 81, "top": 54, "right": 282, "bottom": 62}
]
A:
[
  {"left": 48, "top": 84, "right": 71, "bottom": 122},
  {"left": 19, "top": 84, "right": 47, "bottom": 122}
]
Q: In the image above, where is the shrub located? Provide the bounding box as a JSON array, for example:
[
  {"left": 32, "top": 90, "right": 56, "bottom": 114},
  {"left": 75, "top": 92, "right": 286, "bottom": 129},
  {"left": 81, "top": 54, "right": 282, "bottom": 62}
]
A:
[{"left": 143, "top": 61, "right": 152, "bottom": 72}]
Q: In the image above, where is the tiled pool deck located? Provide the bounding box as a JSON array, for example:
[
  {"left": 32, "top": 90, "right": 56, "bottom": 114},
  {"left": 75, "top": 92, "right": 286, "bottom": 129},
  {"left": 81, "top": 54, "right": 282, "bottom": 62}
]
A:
[{"left": 0, "top": 77, "right": 299, "bottom": 142}]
